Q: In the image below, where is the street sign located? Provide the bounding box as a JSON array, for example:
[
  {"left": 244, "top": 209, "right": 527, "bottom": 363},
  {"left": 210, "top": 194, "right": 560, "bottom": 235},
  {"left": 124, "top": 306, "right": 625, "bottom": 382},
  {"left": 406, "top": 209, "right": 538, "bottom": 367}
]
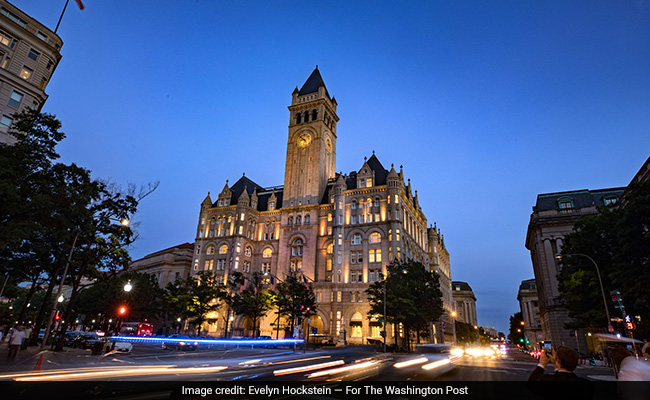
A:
[
  {"left": 610, "top": 318, "right": 624, "bottom": 322},
  {"left": 608, "top": 325, "right": 615, "bottom": 333},
  {"left": 626, "top": 322, "right": 636, "bottom": 331}
]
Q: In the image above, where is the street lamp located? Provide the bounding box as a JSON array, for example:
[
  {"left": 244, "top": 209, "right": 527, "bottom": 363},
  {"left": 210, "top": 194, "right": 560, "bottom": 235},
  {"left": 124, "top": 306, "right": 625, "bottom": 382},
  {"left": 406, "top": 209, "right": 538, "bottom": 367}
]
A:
[
  {"left": 556, "top": 253, "right": 611, "bottom": 332},
  {"left": 383, "top": 277, "right": 387, "bottom": 353},
  {"left": 124, "top": 281, "right": 133, "bottom": 292},
  {"left": 450, "top": 310, "right": 458, "bottom": 345}
]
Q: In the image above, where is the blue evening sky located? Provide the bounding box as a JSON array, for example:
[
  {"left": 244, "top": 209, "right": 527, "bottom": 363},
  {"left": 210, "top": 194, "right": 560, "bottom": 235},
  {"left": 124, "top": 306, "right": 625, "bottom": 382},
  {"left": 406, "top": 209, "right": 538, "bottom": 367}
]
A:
[{"left": 15, "top": 1, "right": 650, "bottom": 334}]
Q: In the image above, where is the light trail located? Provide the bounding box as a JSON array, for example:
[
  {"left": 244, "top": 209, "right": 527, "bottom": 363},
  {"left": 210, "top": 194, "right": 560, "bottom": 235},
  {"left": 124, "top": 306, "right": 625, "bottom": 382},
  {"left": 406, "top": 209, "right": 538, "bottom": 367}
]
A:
[
  {"left": 307, "top": 361, "right": 376, "bottom": 378},
  {"left": 15, "top": 365, "right": 227, "bottom": 381},
  {"left": 273, "top": 360, "right": 345, "bottom": 376},
  {"left": 421, "top": 358, "right": 451, "bottom": 370},
  {"left": 393, "top": 357, "right": 428, "bottom": 369}
]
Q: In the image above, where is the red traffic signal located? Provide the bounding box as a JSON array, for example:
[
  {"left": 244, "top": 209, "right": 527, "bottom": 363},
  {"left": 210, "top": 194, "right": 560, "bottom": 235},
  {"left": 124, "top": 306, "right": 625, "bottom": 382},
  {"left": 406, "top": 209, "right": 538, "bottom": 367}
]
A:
[
  {"left": 54, "top": 315, "right": 60, "bottom": 321},
  {"left": 119, "top": 306, "right": 127, "bottom": 315}
]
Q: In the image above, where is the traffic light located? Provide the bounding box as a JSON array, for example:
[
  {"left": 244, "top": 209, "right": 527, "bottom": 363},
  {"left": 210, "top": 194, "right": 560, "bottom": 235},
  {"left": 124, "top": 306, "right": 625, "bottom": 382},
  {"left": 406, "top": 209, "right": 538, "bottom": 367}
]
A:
[
  {"left": 519, "top": 338, "right": 524, "bottom": 343},
  {"left": 119, "top": 306, "right": 127, "bottom": 315},
  {"left": 54, "top": 315, "right": 60, "bottom": 321}
]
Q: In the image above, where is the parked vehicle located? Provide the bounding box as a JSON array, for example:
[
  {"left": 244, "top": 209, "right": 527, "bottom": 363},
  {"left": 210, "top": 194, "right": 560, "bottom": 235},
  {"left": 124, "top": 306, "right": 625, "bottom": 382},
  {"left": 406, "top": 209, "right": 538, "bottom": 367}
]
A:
[{"left": 71, "top": 333, "right": 109, "bottom": 351}]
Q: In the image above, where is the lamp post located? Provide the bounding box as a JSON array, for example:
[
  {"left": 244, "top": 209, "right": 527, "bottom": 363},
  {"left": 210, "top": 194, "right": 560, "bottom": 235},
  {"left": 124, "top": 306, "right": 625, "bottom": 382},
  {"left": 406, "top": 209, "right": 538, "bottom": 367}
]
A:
[
  {"left": 556, "top": 253, "right": 611, "bottom": 332},
  {"left": 383, "top": 277, "right": 387, "bottom": 353},
  {"left": 451, "top": 310, "right": 457, "bottom": 345}
]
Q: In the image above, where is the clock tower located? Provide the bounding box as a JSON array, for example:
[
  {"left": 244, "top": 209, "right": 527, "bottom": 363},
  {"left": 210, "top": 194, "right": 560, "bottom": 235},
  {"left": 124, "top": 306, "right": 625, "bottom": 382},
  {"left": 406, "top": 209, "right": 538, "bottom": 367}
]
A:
[{"left": 283, "top": 67, "right": 339, "bottom": 207}]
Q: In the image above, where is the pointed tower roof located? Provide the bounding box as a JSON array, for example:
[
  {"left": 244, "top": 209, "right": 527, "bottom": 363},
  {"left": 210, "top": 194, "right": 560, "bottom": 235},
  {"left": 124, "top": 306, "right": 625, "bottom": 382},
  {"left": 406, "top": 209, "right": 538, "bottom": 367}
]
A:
[
  {"left": 299, "top": 67, "right": 330, "bottom": 98},
  {"left": 238, "top": 185, "right": 250, "bottom": 204},
  {"left": 366, "top": 153, "right": 389, "bottom": 185},
  {"left": 387, "top": 163, "right": 399, "bottom": 181},
  {"left": 202, "top": 192, "right": 212, "bottom": 207}
]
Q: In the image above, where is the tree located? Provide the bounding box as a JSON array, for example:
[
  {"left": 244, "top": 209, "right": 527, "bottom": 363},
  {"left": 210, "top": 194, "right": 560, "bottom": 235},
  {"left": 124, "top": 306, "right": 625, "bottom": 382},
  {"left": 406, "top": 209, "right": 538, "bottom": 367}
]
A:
[
  {"left": 558, "top": 180, "right": 650, "bottom": 338},
  {"left": 232, "top": 272, "right": 274, "bottom": 338},
  {"left": 165, "top": 271, "right": 224, "bottom": 336},
  {"left": 455, "top": 320, "right": 478, "bottom": 346},
  {"left": 366, "top": 260, "right": 444, "bottom": 350},
  {"left": 273, "top": 272, "right": 317, "bottom": 337},
  {"left": 508, "top": 312, "right": 525, "bottom": 346}
]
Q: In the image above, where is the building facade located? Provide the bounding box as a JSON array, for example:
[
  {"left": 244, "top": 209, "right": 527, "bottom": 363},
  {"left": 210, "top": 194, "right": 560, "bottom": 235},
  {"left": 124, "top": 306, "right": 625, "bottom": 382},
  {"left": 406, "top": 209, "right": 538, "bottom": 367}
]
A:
[
  {"left": 129, "top": 243, "right": 194, "bottom": 289},
  {"left": 517, "top": 279, "right": 543, "bottom": 350},
  {"left": 191, "top": 68, "right": 453, "bottom": 343},
  {"left": 525, "top": 188, "right": 624, "bottom": 352},
  {"left": 451, "top": 281, "right": 477, "bottom": 327},
  {"left": 0, "top": 0, "right": 63, "bottom": 144}
]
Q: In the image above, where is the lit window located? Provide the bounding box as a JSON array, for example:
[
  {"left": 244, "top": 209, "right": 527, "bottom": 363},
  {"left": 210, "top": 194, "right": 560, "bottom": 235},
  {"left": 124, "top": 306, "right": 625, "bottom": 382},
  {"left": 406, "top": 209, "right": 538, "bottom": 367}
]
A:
[
  {"left": 395, "top": 195, "right": 399, "bottom": 204},
  {"left": 27, "top": 49, "right": 39, "bottom": 61},
  {"left": 370, "top": 232, "right": 381, "bottom": 243},
  {"left": 376, "top": 249, "right": 382, "bottom": 262},
  {"left": 369, "top": 249, "right": 375, "bottom": 263},
  {"left": 328, "top": 213, "right": 332, "bottom": 222},
  {"left": 238, "top": 226, "right": 243, "bottom": 235},
  {"left": 0, "top": 31, "right": 12, "bottom": 47},
  {"left": 557, "top": 197, "right": 573, "bottom": 209},
  {"left": 1, "top": 56, "right": 9, "bottom": 69},
  {"left": 327, "top": 243, "right": 333, "bottom": 254},
  {"left": 0, "top": 115, "right": 11, "bottom": 128},
  {"left": 240, "top": 213, "right": 244, "bottom": 221},
  {"left": 262, "top": 248, "right": 272, "bottom": 258},
  {"left": 8, "top": 91, "right": 22, "bottom": 108},
  {"left": 396, "top": 229, "right": 401, "bottom": 241},
  {"left": 219, "top": 244, "right": 228, "bottom": 254},
  {"left": 366, "top": 178, "right": 372, "bottom": 187},
  {"left": 19, "top": 67, "right": 32, "bottom": 80},
  {"left": 193, "top": 259, "right": 199, "bottom": 271},
  {"left": 338, "top": 234, "right": 342, "bottom": 245},
  {"left": 350, "top": 253, "right": 356, "bottom": 264},
  {"left": 326, "top": 258, "right": 332, "bottom": 271},
  {"left": 206, "top": 246, "right": 215, "bottom": 255},
  {"left": 292, "top": 238, "right": 303, "bottom": 256},
  {"left": 603, "top": 197, "right": 618, "bottom": 206},
  {"left": 204, "top": 260, "right": 214, "bottom": 271},
  {"left": 337, "top": 291, "right": 341, "bottom": 302},
  {"left": 351, "top": 234, "right": 362, "bottom": 245}
]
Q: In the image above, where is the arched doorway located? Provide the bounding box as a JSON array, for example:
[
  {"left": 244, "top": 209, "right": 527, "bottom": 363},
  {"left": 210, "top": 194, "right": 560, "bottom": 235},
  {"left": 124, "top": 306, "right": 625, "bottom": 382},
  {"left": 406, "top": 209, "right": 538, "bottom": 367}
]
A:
[{"left": 350, "top": 312, "right": 363, "bottom": 343}]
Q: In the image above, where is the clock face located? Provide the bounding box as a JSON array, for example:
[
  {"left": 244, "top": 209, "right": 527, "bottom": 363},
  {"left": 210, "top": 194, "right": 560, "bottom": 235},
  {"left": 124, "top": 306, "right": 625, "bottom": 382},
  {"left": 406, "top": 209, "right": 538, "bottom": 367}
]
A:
[
  {"left": 297, "top": 133, "right": 311, "bottom": 148},
  {"left": 325, "top": 137, "right": 332, "bottom": 153}
]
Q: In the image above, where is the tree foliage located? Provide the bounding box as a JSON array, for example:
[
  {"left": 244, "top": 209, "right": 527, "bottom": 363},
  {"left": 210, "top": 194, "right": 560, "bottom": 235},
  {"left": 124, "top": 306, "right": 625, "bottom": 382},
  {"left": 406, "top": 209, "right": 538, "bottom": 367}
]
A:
[
  {"left": 273, "top": 272, "right": 317, "bottom": 336},
  {"left": 558, "top": 180, "right": 650, "bottom": 338},
  {"left": 507, "top": 311, "right": 525, "bottom": 345},
  {"left": 366, "top": 259, "right": 444, "bottom": 349},
  {"left": 232, "top": 272, "right": 274, "bottom": 337}
]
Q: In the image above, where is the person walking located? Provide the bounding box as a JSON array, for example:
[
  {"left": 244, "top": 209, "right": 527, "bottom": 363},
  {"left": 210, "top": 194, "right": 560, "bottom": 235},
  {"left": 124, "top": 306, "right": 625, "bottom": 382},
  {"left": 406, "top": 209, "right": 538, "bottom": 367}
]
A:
[
  {"left": 21, "top": 324, "right": 32, "bottom": 350},
  {"left": 7, "top": 324, "right": 25, "bottom": 361}
]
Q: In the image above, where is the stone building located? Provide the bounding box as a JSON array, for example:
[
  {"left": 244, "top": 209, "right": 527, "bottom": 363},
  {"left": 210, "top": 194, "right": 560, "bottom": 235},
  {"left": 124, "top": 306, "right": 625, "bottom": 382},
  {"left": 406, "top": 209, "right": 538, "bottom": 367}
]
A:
[
  {"left": 191, "top": 68, "right": 453, "bottom": 343},
  {"left": 525, "top": 188, "right": 624, "bottom": 352},
  {"left": 517, "top": 279, "right": 543, "bottom": 350},
  {"left": 129, "top": 243, "right": 194, "bottom": 289},
  {"left": 0, "top": 0, "right": 63, "bottom": 144},
  {"left": 451, "top": 281, "right": 477, "bottom": 327}
]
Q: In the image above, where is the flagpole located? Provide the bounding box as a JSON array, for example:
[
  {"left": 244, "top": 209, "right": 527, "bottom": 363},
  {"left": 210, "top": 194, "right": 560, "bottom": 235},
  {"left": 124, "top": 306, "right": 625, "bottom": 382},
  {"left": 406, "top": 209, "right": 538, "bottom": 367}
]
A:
[{"left": 54, "top": 0, "right": 69, "bottom": 34}]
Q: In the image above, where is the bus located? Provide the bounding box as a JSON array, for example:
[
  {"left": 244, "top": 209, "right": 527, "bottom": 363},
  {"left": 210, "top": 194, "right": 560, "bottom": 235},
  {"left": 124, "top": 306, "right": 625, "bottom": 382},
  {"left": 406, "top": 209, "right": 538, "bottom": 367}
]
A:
[{"left": 119, "top": 322, "right": 154, "bottom": 336}]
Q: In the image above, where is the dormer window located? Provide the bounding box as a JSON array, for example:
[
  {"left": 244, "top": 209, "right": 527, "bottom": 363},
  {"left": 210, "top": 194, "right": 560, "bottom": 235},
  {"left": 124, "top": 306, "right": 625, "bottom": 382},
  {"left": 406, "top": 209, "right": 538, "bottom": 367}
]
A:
[
  {"left": 557, "top": 196, "right": 574, "bottom": 210},
  {"left": 603, "top": 196, "right": 618, "bottom": 206},
  {"left": 366, "top": 178, "right": 372, "bottom": 187},
  {"left": 269, "top": 201, "right": 275, "bottom": 211}
]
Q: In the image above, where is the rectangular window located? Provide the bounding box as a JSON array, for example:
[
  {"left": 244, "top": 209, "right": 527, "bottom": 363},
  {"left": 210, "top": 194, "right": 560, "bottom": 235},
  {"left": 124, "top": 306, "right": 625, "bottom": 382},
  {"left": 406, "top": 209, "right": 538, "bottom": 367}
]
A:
[
  {"left": 369, "top": 249, "right": 375, "bottom": 263},
  {"left": 8, "top": 91, "right": 22, "bottom": 108},
  {"left": 193, "top": 259, "right": 199, "bottom": 271},
  {"left": 350, "top": 292, "right": 355, "bottom": 302},
  {"left": 331, "top": 291, "right": 334, "bottom": 302},
  {"left": 376, "top": 249, "right": 382, "bottom": 263},
  {"left": 317, "top": 292, "right": 322, "bottom": 302},
  {"left": 350, "top": 253, "right": 356, "bottom": 264},
  {"left": 351, "top": 215, "right": 357, "bottom": 224},
  {"left": 1, "top": 56, "right": 9, "bottom": 69},
  {"left": 0, "top": 115, "right": 11, "bottom": 128},
  {"left": 339, "top": 200, "right": 343, "bottom": 209},
  {"left": 358, "top": 179, "right": 365, "bottom": 188},
  {"left": 37, "top": 31, "right": 47, "bottom": 41},
  {"left": 375, "top": 213, "right": 381, "bottom": 222},
  {"left": 204, "top": 260, "right": 213, "bottom": 271},
  {"left": 338, "top": 234, "right": 342, "bottom": 245},
  {"left": 350, "top": 271, "right": 357, "bottom": 283},
  {"left": 20, "top": 67, "right": 32, "bottom": 80},
  {"left": 357, "top": 252, "right": 363, "bottom": 264},
  {"left": 0, "top": 8, "right": 27, "bottom": 27},
  {"left": 396, "top": 229, "right": 401, "bottom": 241},
  {"left": 339, "top": 215, "right": 343, "bottom": 224},
  {"left": 238, "top": 226, "right": 243, "bottom": 234},
  {"left": 337, "top": 291, "right": 341, "bottom": 302},
  {"left": 0, "top": 31, "right": 11, "bottom": 47},
  {"left": 327, "top": 226, "right": 332, "bottom": 235},
  {"left": 240, "top": 213, "right": 244, "bottom": 221},
  {"left": 366, "top": 178, "right": 372, "bottom": 187},
  {"left": 326, "top": 258, "right": 332, "bottom": 271},
  {"left": 359, "top": 214, "right": 365, "bottom": 223},
  {"left": 395, "top": 195, "right": 399, "bottom": 204},
  {"left": 27, "top": 49, "right": 39, "bottom": 61}
]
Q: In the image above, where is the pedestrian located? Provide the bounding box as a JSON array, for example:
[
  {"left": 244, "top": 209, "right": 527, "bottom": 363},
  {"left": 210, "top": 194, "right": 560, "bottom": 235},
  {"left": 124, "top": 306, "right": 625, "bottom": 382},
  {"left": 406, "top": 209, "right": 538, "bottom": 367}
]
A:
[
  {"left": 21, "top": 324, "right": 32, "bottom": 350},
  {"left": 7, "top": 324, "right": 25, "bottom": 361},
  {"left": 527, "top": 346, "right": 594, "bottom": 400},
  {"left": 616, "top": 343, "right": 650, "bottom": 400},
  {"left": 0, "top": 325, "right": 4, "bottom": 342}
]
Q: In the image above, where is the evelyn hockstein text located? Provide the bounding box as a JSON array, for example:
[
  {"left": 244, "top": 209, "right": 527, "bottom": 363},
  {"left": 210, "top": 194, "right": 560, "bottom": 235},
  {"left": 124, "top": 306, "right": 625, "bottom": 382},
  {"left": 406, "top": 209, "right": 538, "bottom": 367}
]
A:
[{"left": 182, "top": 385, "right": 469, "bottom": 397}]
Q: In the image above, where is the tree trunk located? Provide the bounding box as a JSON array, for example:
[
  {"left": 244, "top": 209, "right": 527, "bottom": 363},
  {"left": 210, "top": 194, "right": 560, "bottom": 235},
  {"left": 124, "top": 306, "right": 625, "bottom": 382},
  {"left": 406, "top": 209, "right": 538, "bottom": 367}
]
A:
[
  {"left": 30, "top": 272, "right": 58, "bottom": 346},
  {"left": 17, "top": 276, "right": 39, "bottom": 323}
]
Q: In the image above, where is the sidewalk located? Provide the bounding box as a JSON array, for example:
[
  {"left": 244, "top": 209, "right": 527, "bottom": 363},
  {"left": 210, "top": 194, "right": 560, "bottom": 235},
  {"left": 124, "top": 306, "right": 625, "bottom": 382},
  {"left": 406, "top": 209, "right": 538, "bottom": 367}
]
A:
[{"left": 0, "top": 344, "right": 45, "bottom": 373}]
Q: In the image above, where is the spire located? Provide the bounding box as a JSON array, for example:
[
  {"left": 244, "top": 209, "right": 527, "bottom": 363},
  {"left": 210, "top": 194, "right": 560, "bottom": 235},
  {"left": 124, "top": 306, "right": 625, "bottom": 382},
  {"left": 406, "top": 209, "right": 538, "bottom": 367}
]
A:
[
  {"left": 299, "top": 67, "right": 328, "bottom": 96},
  {"left": 201, "top": 192, "right": 212, "bottom": 207}
]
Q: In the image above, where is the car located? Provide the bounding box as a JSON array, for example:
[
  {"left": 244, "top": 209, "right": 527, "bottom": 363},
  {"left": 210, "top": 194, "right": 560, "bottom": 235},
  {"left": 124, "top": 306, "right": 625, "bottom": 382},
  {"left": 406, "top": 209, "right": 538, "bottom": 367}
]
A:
[
  {"left": 161, "top": 334, "right": 198, "bottom": 351},
  {"left": 111, "top": 341, "right": 133, "bottom": 353},
  {"left": 71, "top": 333, "right": 109, "bottom": 351},
  {"left": 64, "top": 331, "right": 83, "bottom": 347}
]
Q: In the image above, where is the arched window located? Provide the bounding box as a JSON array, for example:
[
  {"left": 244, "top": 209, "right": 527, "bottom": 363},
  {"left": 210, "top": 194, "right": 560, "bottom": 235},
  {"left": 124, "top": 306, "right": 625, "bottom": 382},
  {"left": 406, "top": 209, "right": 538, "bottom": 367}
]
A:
[
  {"left": 288, "top": 216, "right": 293, "bottom": 225},
  {"left": 351, "top": 234, "right": 362, "bottom": 245},
  {"left": 295, "top": 113, "right": 301, "bottom": 124},
  {"left": 206, "top": 245, "right": 215, "bottom": 255},
  {"left": 374, "top": 197, "right": 380, "bottom": 207},
  {"left": 312, "top": 109, "right": 318, "bottom": 120},
  {"left": 304, "top": 214, "right": 310, "bottom": 224},
  {"left": 303, "top": 111, "right": 309, "bottom": 123},
  {"left": 367, "top": 198, "right": 372, "bottom": 208},
  {"left": 296, "top": 215, "right": 302, "bottom": 224},
  {"left": 219, "top": 244, "right": 228, "bottom": 254},
  {"left": 292, "top": 238, "right": 303, "bottom": 257},
  {"left": 245, "top": 246, "right": 252, "bottom": 257},
  {"left": 369, "top": 232, "right": 381, "bottom": 243},
  {"left": 262, "top": 248, "right": 273, "bottom": 258},
  {"left": 351, "top": 200, "right": 357, "bottom": 209}
]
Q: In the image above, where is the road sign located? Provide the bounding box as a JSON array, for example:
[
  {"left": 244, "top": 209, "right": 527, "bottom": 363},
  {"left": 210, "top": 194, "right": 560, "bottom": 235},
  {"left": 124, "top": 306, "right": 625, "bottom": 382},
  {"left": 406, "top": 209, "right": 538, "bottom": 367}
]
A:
[
  {"left": 610, "top": 318, "right": 624, "bottom": 322},
  {"left": 608, "top": 325, "right": 615, "bottom": 333},
  {"left": 626, "top": 322, "right": 636, "bottom": 331}
]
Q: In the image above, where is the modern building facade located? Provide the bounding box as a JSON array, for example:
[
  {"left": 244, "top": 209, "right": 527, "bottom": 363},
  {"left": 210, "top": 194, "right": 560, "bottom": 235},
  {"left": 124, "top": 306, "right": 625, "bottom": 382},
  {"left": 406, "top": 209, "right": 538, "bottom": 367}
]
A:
[
  {"left": 517, "top": 279, "right": 543, "bottom": 350},
  {"left": 0, "top": 0, "right": 63, "bottom": 144},
  {"left": 525, "top": 188, "right": 624, "bottom": 352},
  {"left": 191, "top": 68, "right": 453, "bottom": 343},
  {"left": 451, "top": 281, "right": 477, "bottom": 327}
]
